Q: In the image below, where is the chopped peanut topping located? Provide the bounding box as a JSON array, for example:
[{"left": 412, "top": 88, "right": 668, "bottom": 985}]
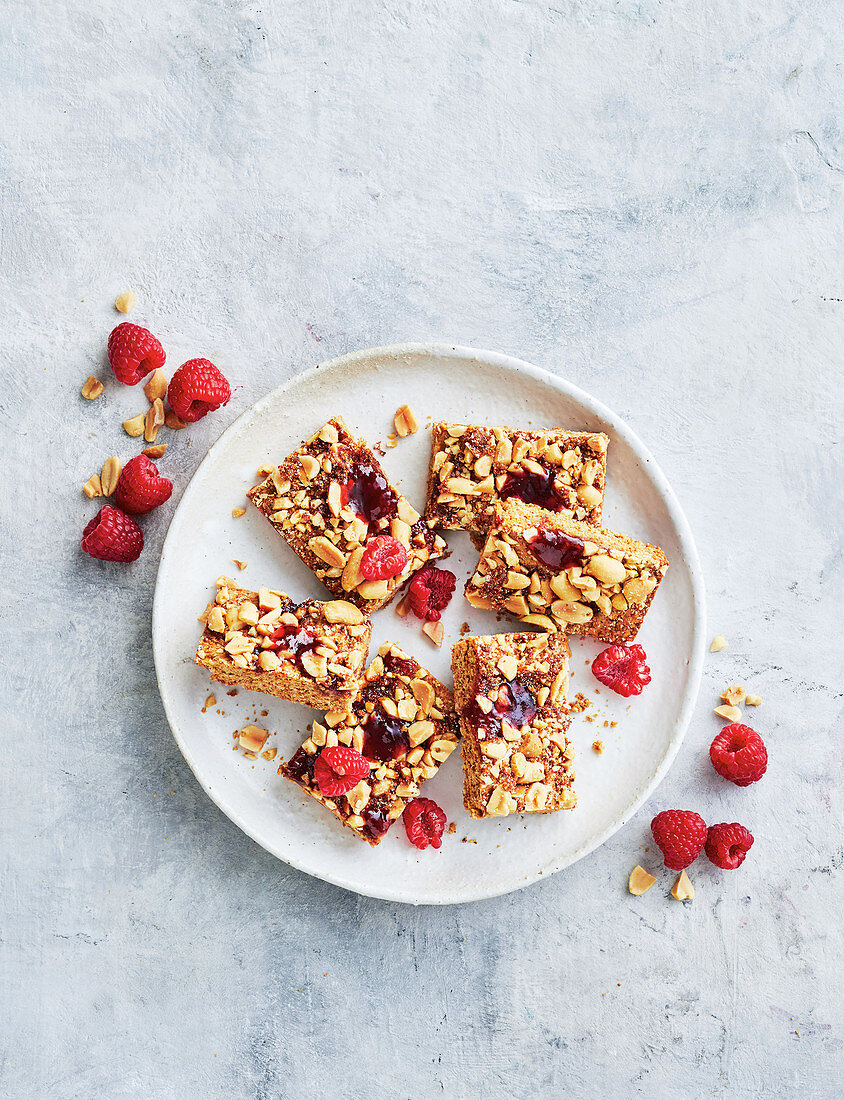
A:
[
  {"left": 394, "top": 404, "right": 419, "bottom": 437},
  {"left": 143, "top": 369, "right": 167, "bottom": 403},
  {"left": 628, "top": 865, "right": 656, "bottom": 895},
  {"left": 238, "top": 725, "right": 270, "bottom": 753},
  {"left": 671, "top": 870, "right": 695, "bottom": 901},
  {"left": 83, "top": 474, "right": 103, "bottom": 499},
  {"left": 100, "top": 456, "right": 122, "bottom": 497},
  {"left": 714, "top": 704, "right": 742, "bottom": 721},
  {"left": 123, "top": 413, "right": 146, "bottom": 438},
  {"left": 720, "top": 685, "right": 745, "bottom": 707},
  {"left": 81, "top": 376, "right": 104, "bottom": 400},
  {"left": 114, "top": 291, "right": 136, "bottom": 314}
]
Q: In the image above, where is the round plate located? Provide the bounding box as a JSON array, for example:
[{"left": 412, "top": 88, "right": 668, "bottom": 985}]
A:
[{"left": 153, "top": 343, "right": 705, "bottom": 904}]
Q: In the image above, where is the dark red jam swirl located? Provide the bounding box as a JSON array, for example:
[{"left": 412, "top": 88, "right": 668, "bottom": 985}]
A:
[
  {"left": 285, "top": 746, "right": 314, "bottom": 784},
  {"left": 268, "top": 622, "right": 320, "bottom": 672},
  {"left": 464, "top": 677, "right": 537, "bottom": 740},
  {"left": 381, "top": 649, "right": 418, "bottom": 679},
  {"left": 527, "top": 526, "right": 584, "bottom": 571},
  {"left": 341, "top": 462, "right": 398, "bottom": 524},
  {"left": 500, "top": 467, "right": 567, "bottom": 512},
  {"left": 361, "top": 710, "right": 410, "bottom": 762},
  {"left": 360, "top": 803, "right": 392, "bottom": 840}
]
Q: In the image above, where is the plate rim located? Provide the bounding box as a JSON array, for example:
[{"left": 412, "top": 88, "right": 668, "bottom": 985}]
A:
[{"left": 152, "top": 341, "right": 706, "bottom": 905}]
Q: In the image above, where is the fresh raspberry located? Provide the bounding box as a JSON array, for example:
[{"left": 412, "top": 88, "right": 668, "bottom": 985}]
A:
[
  {"left": 167, "top": 358, "right": 231, "bottom": 422},
  {"left": 360, "top": 535, "right": 408, "bottom": 580},
  {"left": 114, "top": 455, "right": 173, "bottom": 515},
  {"left": 407, "top": 565, "right": 457, "bottom": 622},
  {"left": 403, "top": 797, "right": 447, "bottom": 850},
  {"left": 709, "top": 723, "right": 768, "bottom": 787},
  {"left": 107, "top": 323, "right": 166, "bottom": 386},
  {"left": 592, "top": 643, "right": 651, "bottom": 697},
  {"left": 313, "top": 745, "right": 370, "bottom": 798},
  {"left": 650, "top": 809, "right": 708, "bottom": 871},
  {"left": 81, "top": 505, "right": 144, "bottom": 562},
  {"left": 704, "top": 822, "right": 754, "bottom": 869}
]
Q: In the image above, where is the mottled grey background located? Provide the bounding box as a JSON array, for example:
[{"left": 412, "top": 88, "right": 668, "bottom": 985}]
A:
[{"left": 1, "top": 1, "right": 842, "bottom": 1097}]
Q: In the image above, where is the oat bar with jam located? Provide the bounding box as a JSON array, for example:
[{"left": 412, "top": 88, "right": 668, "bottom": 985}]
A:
[
  {"left": 465, "top": 500, "right": 668, "bottom": 644},
  {"left": 424, "top": 422, "right": 608, "bottom": 536},
  {"left": 452, "top": 631, "right": 576, "bottom": 819},
  {"left": 196, "top": 577, "right": 372, "bottom": 712},
  {"left": 281, "top": 642, "right": 460, "bottom": 846},
  {"left": 247, "top": 416, "right": 447, "bottom": 615}
]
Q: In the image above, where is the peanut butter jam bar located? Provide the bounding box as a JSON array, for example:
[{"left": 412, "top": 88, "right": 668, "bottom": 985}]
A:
[
  {"left": 247, "top": 416, "right": 447, "bottom": 614},
  {"left": 452, "top": 631, "right": 576, "bottom": 819},
  {"left": 424, "top": 422, "right": 609, "bottom": 535},
  {"left": 195, "top": 577, "right": 372, "bottom": 712},
  {"left": 281, "top": 642, "right": 460, "bottom": 846},
  {"left": 465, "top": 500, "right": 668, "bottom": 644}
]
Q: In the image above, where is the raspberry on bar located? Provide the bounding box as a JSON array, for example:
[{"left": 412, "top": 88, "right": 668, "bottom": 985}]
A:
[
  {"left": 247, "top": 417, "right": 447, "bottom": 614},
  {"left": 424, "top": 423, "right": 609, "bottom": 535},
  {"left": 465, "top": 500, "right": 668, "bottom": 644},
  {"left": 195, "top": 577, "right": 372, "bottom": 712},
  {"left": 452, "top": 631, "right": 576, "bottom": 819},
  {"left": 280, "top": 642, "right": 460, "bottom": 846}
]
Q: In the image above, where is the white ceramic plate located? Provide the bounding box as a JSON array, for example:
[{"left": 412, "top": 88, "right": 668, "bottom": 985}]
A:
[{"left": 153, "top": 343, "right": 705, "bottom": 904}]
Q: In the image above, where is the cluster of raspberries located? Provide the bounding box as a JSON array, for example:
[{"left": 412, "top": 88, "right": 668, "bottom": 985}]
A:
[
  {"left": 584, "top": 639, "right": 763, "bottom": 878},
  {"left": 314, "top": 746, "right": 446, "bottom": 850},
  {"left": 81, "top": 323, "right": 231, "bottom": 563},
  {"left": 649, "top": 723, "right": 766, "bottom": 872}
]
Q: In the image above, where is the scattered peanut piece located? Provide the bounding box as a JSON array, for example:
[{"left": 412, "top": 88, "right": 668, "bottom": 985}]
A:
[
  {"left": 164, "top": 409, "right": 187, "bottom": 430},
  {"left": 395, "top": 591, "right": 412, "bottom": 618},
  {"left": 123, "top": 413, "right": 146, "bottom": 438},
  {"left": 745, "top": 693, "right": 762, "bottom": 706},
  {"left": 144, "top": 398, "right": 165, "bottom": 443},
  {"left": 671, "top": 870, "right": 695, "bottom": 901},
  {"left": 238, "top": 725, "right": 270, "bottom": 753},
  {"left": 710, "top": 634, "right": 728, "bottom": 653},
  {"left": 628, "top": 865, "right": 657, "bottom": 895},
  {"left": 256, "top": 462, "right": 275, "bottom": 478},
  {"left": 233, "top": 559, "right": 247, "bottom": 571},
  {"left": 422, "top": 620, "right": 444, "bottom": 647},
  {"left": 261, "top": 747, "right": 278, "bottom": 761},
  {"left": 720, "top": 685, "right": 746, "bottom": 707},
  {"left": 143, "top": 368, "right": 167, "bottom": 403},
  {"left": 714, "top": 704, "right": 742, "bottom": 721},
  {"left": 100, "top": 456, "right": 122, "bottom": 497},
  {"left": 232, "top": 507, "right": 246, "bottom": 519},
  {"left": 142, "top": 443, "right": 167, "bottom": 459},
  {"left": 447, "top": 823, "right": 457, "bottom": 834},
  {"left": 83, "top": 474, "right": 103, "bottom": 499},
  {"left": 81, "top": 375, "right": 104, "bottom": 400},
  {"left": 592, "top": 740, "right": 604, "bottom": 754},
  {"left": 202, "top": 693, "right": 217, "bottom": 712},
  {"left": 394, "top": 404, "right": 419, "bottom": 437},
  {"left": 114, "top": 291, "right": 136, "bottom": 314}
]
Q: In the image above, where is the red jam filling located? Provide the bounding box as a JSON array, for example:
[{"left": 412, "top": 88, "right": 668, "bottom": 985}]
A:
[
  {"left": 341, "top": 462, "right": 398, "bottom": 524},
  {"left": 464, "top": 677, "right": 538, "bottom": 739},
  {"left": 268, "top": 623, "right": 320, "bottom": 673},
  {"left": 361, "top": 710, "right": 410, "bottom": 762},
  {"left": 285, "top": 746, "right": 314, "bottom": 784},
  {"left": 500, "top": 467, "right": 567, "bottom": 512},
  {"left": 381, "top": 650, "right": 418, "bottom": 679},
  {"left": 360, "top": 804, "right": 392, "bottom": 840},
  {"left": 527, "top": 526, "right": 584, "bottom": 571}
]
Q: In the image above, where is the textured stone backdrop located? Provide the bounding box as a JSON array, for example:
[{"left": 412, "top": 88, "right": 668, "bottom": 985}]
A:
[{"left": 1, "top": 1, "right": 841, "bottom": 1096}]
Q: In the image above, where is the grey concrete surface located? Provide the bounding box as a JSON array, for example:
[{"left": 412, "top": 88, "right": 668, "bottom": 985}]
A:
[{"left": 1, "top": 1, "right": 841, "bottom": 1096}]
